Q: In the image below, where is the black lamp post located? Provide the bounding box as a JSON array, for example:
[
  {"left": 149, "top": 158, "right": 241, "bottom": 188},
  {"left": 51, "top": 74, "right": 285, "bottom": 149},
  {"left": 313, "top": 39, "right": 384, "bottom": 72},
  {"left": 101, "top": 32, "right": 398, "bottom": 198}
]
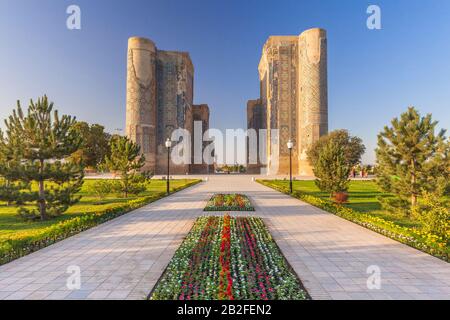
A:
[
  {"left": 287, "top": 139, "right": 294, "bottom": 194},
  {"left": 165, "top": 138, "right": 172, "bottom": 195}
]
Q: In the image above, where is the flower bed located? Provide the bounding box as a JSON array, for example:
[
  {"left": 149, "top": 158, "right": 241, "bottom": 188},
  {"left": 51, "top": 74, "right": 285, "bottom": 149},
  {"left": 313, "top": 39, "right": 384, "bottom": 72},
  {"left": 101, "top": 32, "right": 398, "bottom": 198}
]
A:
[
  {"left": 204, "top": 194, "right": 255, "bottom": 211},
  {"left": 0, "top": 180, "right": 201, "bottom": 266},
  {"left": 149, "top": 215, "right": 309, "bottom": 300},
  {"left": 257, "top": 179, "right": 449, "bottom": 262}
]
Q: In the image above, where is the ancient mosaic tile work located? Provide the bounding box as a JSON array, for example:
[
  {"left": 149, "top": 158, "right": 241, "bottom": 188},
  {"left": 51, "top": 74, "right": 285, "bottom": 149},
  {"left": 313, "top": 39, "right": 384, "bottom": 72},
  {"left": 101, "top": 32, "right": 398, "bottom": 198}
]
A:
[
  {"left": 125, "top": 37, "right": 211, "bottom": 175},
  {"left": 249, "top": 29, "right": 328, "bottom": 176}
]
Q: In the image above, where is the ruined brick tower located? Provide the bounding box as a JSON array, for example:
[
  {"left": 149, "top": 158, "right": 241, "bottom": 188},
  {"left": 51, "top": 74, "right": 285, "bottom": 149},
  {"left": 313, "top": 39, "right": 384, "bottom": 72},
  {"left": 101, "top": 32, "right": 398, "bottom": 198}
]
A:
[
  {"left": 126, "top": 37, "right": 211, "bottom": 174},
  {"left": 248, "top": 28, "right": 328, "bottom": 176},
  {"left": 126, "top": 37, "right": 157, "bottom": 171}
]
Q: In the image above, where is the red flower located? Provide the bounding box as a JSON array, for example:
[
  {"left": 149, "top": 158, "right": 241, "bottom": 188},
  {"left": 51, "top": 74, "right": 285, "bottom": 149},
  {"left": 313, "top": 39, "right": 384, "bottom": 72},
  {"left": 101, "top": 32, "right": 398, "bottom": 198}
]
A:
[{"left": 218, "top": 215, "right": 234, "bottom": 300}]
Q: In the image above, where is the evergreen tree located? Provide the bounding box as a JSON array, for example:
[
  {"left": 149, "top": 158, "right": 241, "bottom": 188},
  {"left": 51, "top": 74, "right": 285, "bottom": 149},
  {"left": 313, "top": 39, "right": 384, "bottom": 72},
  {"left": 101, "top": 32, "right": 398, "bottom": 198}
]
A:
[
  {"left": 312, "top": 140, "right": 351, "bottom": 198},
  {"left": 0, "top": 178, "right": 27, "bottom": 206},
  {"left": 104, "top": 136, "right": 146, "bottom": 198},
  {"left": 0, "top": 128, "right": 25, "bottom": 205},
  {"left": 0, "top": 141, "right": 29, "bottom": 205},
  {"left": 376, "top": 107, "right": 449, "bottom": 216},
  {"left": 0, "top": 96, "right": 84, "bottom": 220}
]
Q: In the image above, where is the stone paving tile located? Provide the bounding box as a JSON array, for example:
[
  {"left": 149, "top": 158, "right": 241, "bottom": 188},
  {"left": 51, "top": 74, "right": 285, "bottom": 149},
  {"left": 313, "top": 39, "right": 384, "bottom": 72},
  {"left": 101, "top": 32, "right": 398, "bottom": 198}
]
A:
[
  {"left": 0, "top": 291, "right": 12, "bottom": 299},
  {"left": 26, "top": 290, "right": 53, "bottom": 300},
  {"left": 3, "top": 291, "right": 33, "bottom": 300},
  {"left": 0, "top": 176, "right": 449, "bottom": 300},
  {"left": 329, "top": 292, "right": 352, "bottom": 300},
  {"left": 66, "top": 290, "right": 93, "bottom": 300},
  {"left": 107, "top": 290, "right": 132, "bottom": 299},
  {"left": 348, "top": 292, "right": 373, "bottom": 300},
  {"left": 46, "top": 291, "right": 71, "bottom": 300},
  {"left": 87, "top": 290, "right": 111, "bottom": 299}
]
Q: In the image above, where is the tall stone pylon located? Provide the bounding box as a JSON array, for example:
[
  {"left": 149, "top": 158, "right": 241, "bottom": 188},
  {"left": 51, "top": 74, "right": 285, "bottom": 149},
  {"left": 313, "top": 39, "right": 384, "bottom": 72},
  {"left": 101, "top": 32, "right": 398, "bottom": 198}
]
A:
[
  {"left": 249, "top": 28, "right": 328, "bottom": 176},
  {"left": 125, "top": 37, "right": 157, "bottom": 172},
  {"left": 298, "top": 28, "right": 328, "bottom": 176}
]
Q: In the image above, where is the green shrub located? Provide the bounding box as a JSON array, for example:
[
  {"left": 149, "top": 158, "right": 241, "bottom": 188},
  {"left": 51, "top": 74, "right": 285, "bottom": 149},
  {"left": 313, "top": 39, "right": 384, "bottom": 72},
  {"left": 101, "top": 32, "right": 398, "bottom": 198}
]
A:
[
  {"left": 310, "top": 139, "right": 351, "bottom": 198},
  {"left": 413, "top": 192, "right": 449, "bottom": 239},
  {"left": 125, "top": 174, "right": 149, "bottom": 196},
  {"left": 86, "top": 175, "right": 150, "bottom": 199},
  {"left": 85, "top": 179, "right": 117, "bottom": 201}
]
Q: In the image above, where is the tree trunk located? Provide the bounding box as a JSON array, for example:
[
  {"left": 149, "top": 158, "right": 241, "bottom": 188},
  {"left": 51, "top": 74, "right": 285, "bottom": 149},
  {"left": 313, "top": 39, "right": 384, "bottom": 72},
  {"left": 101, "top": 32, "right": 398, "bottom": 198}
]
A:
[
  {"left": 39, "top": 159, "right": 47, "bottom": 220},
  {"left": 6, "top": 180, "right": 11, "bottom": 206},
  {"left": 411, "top": 194, "right": 417, "bottom": 207},
  {"left": 410, "top": 158, "right": 417, "bottom": 212},
  {"left": 124, "top": 175, "right": 128, "bottom": 198}
]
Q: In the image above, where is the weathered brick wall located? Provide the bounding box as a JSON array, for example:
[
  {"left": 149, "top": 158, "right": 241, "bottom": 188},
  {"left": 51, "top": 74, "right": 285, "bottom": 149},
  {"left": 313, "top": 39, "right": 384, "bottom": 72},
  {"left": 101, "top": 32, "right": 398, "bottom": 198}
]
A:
[
  {"left": 298, "top": 29, "right": 328, "bottom": 176},
  {"left": 259, "top": 36, "right": 299, "bottom": 175},
  {"left": 155, "top": 51, "right": 194, "bottom": 174},
  {"left": 255, "top": 29, "right": 328, "bottom": 176},
  {"left": 126, "top": 37, "right": 200, "bottom": 175},
  {"left": 246, "top": 99, "right": 265, "bottom": 174},
  {"left": 190, "top": 104, "right": 213, "bottom": 174},
  {"left": 125, "top": 37, "right": 157, "bottom": 172}
]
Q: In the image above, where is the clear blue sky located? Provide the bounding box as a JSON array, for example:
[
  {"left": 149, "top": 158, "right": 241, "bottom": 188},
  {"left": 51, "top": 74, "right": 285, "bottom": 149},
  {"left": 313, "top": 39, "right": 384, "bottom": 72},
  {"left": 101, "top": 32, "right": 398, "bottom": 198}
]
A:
[{"left": 1, "top": 0, "right": 449, "bottom": 163}]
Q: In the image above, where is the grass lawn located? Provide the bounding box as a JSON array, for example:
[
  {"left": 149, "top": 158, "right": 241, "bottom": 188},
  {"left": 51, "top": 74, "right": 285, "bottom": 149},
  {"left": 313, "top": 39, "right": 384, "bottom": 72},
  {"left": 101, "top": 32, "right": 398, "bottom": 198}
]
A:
[
  {"left": 263, "top": 180, "right": 448, "bottom": 228},
  {"left": 0, "top": 179, "right": 198, "bottom": 243}
]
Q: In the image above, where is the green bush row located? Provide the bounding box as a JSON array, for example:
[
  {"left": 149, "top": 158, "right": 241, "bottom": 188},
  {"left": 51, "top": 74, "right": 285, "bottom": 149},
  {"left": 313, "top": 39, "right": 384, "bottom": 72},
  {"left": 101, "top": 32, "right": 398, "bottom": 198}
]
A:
[
  {"left": 257, "top": 180, "right": 449, "bottom": 262},
  {"left": 0, "top": 180, "right": 201, "bottom": 266}
]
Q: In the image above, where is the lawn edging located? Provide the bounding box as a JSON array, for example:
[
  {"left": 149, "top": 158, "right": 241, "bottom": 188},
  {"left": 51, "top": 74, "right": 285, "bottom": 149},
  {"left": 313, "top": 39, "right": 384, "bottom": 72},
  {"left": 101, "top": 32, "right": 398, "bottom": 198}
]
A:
[
  {"left": 257, "top": 180, "right": 449, "bottom": 262},
  {"left": 0, "top": 179, "right": 201, "bottom": 266}
]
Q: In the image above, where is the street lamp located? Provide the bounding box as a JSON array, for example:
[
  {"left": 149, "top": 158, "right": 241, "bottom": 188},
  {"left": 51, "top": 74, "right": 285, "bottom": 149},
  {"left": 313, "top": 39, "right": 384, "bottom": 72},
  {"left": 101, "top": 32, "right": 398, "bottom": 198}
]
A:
[
  {"left": 287, "top": 139, "right": 294, "bottom": 194},
  {"left": 165, "top": 138, "right": 172, "bottom": 195}
]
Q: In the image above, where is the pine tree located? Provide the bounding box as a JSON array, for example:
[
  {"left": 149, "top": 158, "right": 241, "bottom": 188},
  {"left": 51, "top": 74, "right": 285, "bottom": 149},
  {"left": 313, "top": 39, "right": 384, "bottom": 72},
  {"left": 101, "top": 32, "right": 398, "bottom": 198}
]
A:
[
  {"left": 376, "top": 107, "right": 449, "bottom": 216},
  {"left": 0, "top": 96, "right": 84, "bottom": 220},
  {"left": 104, "top": 136, "right": 145, "bottom": 198},
  {"left": 0, "top": 127, "right": 29, "bottom": 205},
  {"left": 0, "top": 148, "right": 29, "bottom": 206},
  {"left": 312, "top": 140, "right": 351, "bottom": 198}
]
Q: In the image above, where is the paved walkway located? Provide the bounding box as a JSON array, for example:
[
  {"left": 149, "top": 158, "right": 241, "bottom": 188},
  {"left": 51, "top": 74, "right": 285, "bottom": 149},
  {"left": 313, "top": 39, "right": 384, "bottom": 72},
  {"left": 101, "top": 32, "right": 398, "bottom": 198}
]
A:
[{"left": 0, "top": 176, "right": 449, "bottom": 300}]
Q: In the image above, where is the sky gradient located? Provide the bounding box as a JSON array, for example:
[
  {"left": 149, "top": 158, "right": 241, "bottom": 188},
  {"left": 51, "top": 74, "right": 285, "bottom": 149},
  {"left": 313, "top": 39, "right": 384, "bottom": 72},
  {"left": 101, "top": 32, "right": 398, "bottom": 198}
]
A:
[{"left": 1, "top": 0, "right": 449, "bottom": 163}]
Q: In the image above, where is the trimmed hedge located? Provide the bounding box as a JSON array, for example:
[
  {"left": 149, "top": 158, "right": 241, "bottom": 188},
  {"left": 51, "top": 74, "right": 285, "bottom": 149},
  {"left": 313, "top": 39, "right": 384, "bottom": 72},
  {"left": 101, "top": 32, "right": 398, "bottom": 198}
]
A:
[
  {"left": 0, "top": 180, "right": 201, "bottom": 265},
  {"left": 257, "top": 180, "right": 449, "bottom": 262}
]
